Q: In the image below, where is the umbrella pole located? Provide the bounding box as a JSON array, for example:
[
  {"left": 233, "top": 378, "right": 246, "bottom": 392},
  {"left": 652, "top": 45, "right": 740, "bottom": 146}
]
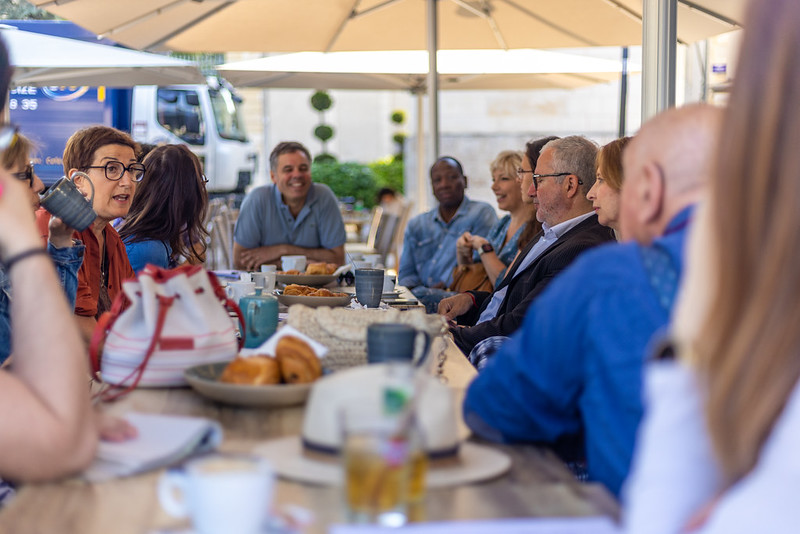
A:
[
  {"left": 642, "top": 0, "right": 677, "bottom": 121},
  {"left": 426, "top": 0, "right": 439, "bottom": 161},
  {"left": 618, "top": 46, "right": 629, "bottom": 138}
]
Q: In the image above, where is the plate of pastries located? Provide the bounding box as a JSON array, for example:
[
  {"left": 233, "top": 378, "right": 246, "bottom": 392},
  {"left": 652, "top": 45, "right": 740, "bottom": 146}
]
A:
[
  {"left": 184, "top": 336, "right": 323, "bottom": 407},
  {"left": 277, "top": 284, "right": 352, "bottom": 308},
  {"left": 276, "top": 262, "right": 339, "bottom": 287}
]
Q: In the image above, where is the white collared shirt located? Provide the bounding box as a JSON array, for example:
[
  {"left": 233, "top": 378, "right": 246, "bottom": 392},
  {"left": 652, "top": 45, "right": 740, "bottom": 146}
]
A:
[{"left": 477, "top": 211, "right": 594, "bottom": 323}]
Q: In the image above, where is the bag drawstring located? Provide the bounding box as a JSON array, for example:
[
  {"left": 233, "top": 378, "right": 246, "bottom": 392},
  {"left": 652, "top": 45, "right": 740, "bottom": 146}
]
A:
[{"left": 93, "top": 294, "right": 175, "bottom": 403}]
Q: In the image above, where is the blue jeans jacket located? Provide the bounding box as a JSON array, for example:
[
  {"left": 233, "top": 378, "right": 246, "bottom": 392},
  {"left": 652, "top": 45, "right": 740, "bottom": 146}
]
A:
[{"left": 0, "top": 242, "right": 84, "bottom": 363}]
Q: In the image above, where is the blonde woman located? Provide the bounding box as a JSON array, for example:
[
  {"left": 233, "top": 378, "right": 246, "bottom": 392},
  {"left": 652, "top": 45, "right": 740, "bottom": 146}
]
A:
[
  {"left": 455, "top": 150, "right": 534, "bottom": 288},
  {"left": 624, "top": 0, "right": 800, "bottom": 532}
]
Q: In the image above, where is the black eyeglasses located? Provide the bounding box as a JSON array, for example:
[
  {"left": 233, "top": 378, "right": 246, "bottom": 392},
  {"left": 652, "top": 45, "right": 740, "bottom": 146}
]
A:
[
  {"left": 532, "top": 172, "right": 583, "bottom": 190},
  {"left": 515, "top": 168, "right": 534, "bottom": 180},
  {"left": 0, "top": 124, "right": 18, "bottom": 152},
  {"left": 12, "top": 162, "right": 34, "bottom": 187},
  {"left": 85, "top": 161, "right": 146, "bottom": 182}
]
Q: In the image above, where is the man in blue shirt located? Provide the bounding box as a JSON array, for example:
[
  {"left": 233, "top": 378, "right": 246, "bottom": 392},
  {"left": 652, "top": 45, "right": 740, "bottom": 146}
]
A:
[
  {"left": 463, "top": 104, "right": 722, "bottom": 496},
  {"left": 398, "top": 156, "right": 497, "bottom": 312},
  {"left": 234, "top": 141, "right": 346, "bottom": 270}
]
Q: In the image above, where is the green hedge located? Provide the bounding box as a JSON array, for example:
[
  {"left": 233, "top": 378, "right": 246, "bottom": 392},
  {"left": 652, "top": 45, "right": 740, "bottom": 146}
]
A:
[{"left": 312, "top": 158, "right": 403, "bottom": 209}]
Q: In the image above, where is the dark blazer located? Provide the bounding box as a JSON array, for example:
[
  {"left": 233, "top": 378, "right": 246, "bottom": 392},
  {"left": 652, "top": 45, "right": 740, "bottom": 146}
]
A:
[{"left": 451, "top": 214, "right": 615, "bottom": 355}]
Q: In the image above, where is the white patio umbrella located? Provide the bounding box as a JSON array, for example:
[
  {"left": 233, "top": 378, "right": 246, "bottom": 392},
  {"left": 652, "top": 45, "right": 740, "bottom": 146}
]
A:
[
  {"left": 219, "top": 48, "right": 640, "bottom": 212},
  {"left": 28, "top": 0, "right": 742, "bottom": 53},
  {"left": 218, "top": 49, "right": 633, "bottom": 91},
  {"left": 0, "top": 25, "right": 204, "bottom": 86}
]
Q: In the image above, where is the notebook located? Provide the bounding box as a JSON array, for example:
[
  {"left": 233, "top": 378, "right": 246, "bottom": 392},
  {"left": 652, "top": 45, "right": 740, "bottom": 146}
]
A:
[{"left": 83, "top": 412, "right": 223, "bottom": 482}]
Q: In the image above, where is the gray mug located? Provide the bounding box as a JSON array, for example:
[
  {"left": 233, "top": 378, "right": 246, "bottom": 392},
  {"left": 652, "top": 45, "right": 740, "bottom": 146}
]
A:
[
  {"left": 355, "top": 268, "right": 384, "bottom": 308},
  {"left": 367, "top": 323, "right": 432, "bottom": 366},
  {"left": 40, "top": 171, "right": 96, "bottom": 232}
]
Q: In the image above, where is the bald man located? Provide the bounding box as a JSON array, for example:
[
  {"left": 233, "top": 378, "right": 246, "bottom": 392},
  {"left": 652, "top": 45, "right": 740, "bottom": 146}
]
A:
[{"left": 463, "top": 104, "right": 722, "bottom": 496}]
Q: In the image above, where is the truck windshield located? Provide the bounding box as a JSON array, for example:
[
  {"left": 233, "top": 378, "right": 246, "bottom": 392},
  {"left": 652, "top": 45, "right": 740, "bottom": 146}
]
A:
[{"left": 209, "top": 88, "right": 248, "bottom": 142}]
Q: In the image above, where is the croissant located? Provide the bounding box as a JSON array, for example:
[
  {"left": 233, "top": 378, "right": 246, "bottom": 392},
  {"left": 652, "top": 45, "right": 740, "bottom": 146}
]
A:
[
  {"left": 276, "top": 336, "right": 322, "bottom": 384},
  {"left": 219, "top": 355, "right": 281, "bottom": 385},
  {"left": 305, "top": 262, "right": 329, "bottom": 275}
]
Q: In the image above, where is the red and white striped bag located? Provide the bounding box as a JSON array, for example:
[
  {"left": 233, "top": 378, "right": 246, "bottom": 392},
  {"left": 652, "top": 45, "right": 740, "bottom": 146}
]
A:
[{"left": 90, "top": 264, "right": 243, "bottom": 399}]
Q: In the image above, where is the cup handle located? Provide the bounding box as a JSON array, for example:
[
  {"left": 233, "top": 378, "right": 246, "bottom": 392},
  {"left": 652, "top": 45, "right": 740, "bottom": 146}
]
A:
[
  {"left": 70, "top": 170, "right": 95, "bottom": 205},
  {"left": 157, "top": 471, "right": 189, "bottom": 519},
  {"left": 247, "top": 300, "right": 260, "bottom": 337},
  {"left": 413, "top": 331, "right": 432, "bottom": 368}
]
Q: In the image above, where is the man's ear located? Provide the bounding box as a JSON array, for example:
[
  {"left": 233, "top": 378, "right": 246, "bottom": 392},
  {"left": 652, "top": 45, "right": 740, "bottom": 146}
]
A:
[
  {"left": 463, "top": 175, "right": 468, "bottom": 189},
  {"left": 637, "top": 161, "right": 665, "bottom": 226},
  {"left": 270, "top": 170, "right": 277, "bottom": 184},
  {"left": 564, "top": 174, "right": 581, "bottom": 199}
]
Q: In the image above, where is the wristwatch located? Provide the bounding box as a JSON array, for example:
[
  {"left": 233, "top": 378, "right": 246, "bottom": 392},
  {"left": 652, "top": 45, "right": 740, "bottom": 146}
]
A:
[{"left": 478, "top": 243, "right": 494, "bottom": 256}]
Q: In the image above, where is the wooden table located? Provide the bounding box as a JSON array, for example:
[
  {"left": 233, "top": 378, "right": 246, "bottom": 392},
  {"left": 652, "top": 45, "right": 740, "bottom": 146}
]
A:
[{"left": 0, "top": 340, "right": 618, "bottom": 534}]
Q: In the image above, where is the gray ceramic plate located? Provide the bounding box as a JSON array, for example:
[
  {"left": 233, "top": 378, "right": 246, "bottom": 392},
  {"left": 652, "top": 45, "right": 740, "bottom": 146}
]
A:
[
  {"left": 276, "top": 274, "right": 338, "bottom": 287},
  {"left": 184, "top": 362, "right": 311, "bottom": 407},
  {"left": 277, "top": 294, "right": 352, "bottom": 308}
]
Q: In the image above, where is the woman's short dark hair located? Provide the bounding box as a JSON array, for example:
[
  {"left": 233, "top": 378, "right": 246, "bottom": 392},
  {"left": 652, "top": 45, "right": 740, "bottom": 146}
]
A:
[
  {"left": 117, "top": 144, "right": 208, "bottom": 264},
  {"left": 63, "top": 125, "right": 139, "bottom": 176}
]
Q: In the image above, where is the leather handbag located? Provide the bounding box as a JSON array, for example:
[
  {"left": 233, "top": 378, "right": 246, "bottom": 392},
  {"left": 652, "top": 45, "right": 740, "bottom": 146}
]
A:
[
  {"left": 90, "top": 264, "right": 243, "bottom": 399},
  {"left": 449, "top": 263, "right": 493, "bottom": 293}
]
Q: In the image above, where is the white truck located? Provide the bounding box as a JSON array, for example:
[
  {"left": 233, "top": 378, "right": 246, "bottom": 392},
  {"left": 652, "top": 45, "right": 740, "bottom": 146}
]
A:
[{"left": 130, "top": 78, "right": 257, "bottom": 192}]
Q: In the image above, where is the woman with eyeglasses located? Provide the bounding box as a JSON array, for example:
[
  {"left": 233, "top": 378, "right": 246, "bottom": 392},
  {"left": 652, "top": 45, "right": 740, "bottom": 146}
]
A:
[
  {"left": 117, "top": 144, "right": 208, "bottom": 272},
  {"left": 585, "top": 136, "right": 631, "bottom": 233},
  {"left": 37, "top": 126, "right": 140, "bottom": 343},
  {"left": 453, "top": 150, "right": 533, "bottom": 291},
  {"left": 1, "top": 132, "right": 85, "bottom": 365}
]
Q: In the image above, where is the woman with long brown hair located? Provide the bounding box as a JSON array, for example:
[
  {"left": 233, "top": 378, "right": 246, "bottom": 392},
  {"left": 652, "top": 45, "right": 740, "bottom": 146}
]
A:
[
  {"left": 117, "top": 144, "right": 208, "bottom": 272},
  {"left": 624, "top": 0, "right": 800, "bottom": 531}
]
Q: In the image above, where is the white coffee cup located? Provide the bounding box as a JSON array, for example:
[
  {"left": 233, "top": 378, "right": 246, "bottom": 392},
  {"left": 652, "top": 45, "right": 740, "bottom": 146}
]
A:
[
  {"left": 226, "top": 281, "right": 256, "bottom": 303},
  {"left": 260, "top": 265, "right": 278, "bottom": 274},
  {"left": 239, "top": 272, "right": 253, "bottom": 283},
  {"left": 383, "top": 275, "right": 396, "bottom": 293},
  {"left": 158, "top": 454, "right": 274, "bottom": 534},
  {"left": 364, "top": 254, "right": 382, "bottom": 267},
  {"left": 252, "top": 272, "right": 276, "bottom": 293},
  {"left": 281, "top": 255, "right": 307, "bottom": 273}
]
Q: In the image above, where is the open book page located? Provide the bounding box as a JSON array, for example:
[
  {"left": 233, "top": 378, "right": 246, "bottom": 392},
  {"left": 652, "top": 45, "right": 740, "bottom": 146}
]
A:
[
  {"left": 330, "top": 517, "right": 621, "bottom": 534},
  {"left": 83, "top": 412, "right": 223, "bottom": 482}
]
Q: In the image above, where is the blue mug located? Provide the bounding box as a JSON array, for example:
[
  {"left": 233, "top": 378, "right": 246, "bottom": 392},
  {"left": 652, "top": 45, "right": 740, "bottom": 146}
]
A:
[
  {"left": 239, "top": 294, "right": 279, "bottom": 349},
  {"left": 367, "top": 323, "right": 431, "bottom": 366},
  {"left": 39, "top": 171, "right": 96, "bottom": 232}
]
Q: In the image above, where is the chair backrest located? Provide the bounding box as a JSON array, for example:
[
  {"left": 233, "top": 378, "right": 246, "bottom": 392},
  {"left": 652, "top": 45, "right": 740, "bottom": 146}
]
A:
[
  {"left": 385, "top": 200, "right": 413, "bottom": 268},
  {"left": 373, "top": 212, "right": 399, "bottom": 258},
  {"left": 364, "top": 206, "right": 384, "bottom": 249},
  {"left": 206, "top": 208, "right": 237, "bottom": 270}
]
